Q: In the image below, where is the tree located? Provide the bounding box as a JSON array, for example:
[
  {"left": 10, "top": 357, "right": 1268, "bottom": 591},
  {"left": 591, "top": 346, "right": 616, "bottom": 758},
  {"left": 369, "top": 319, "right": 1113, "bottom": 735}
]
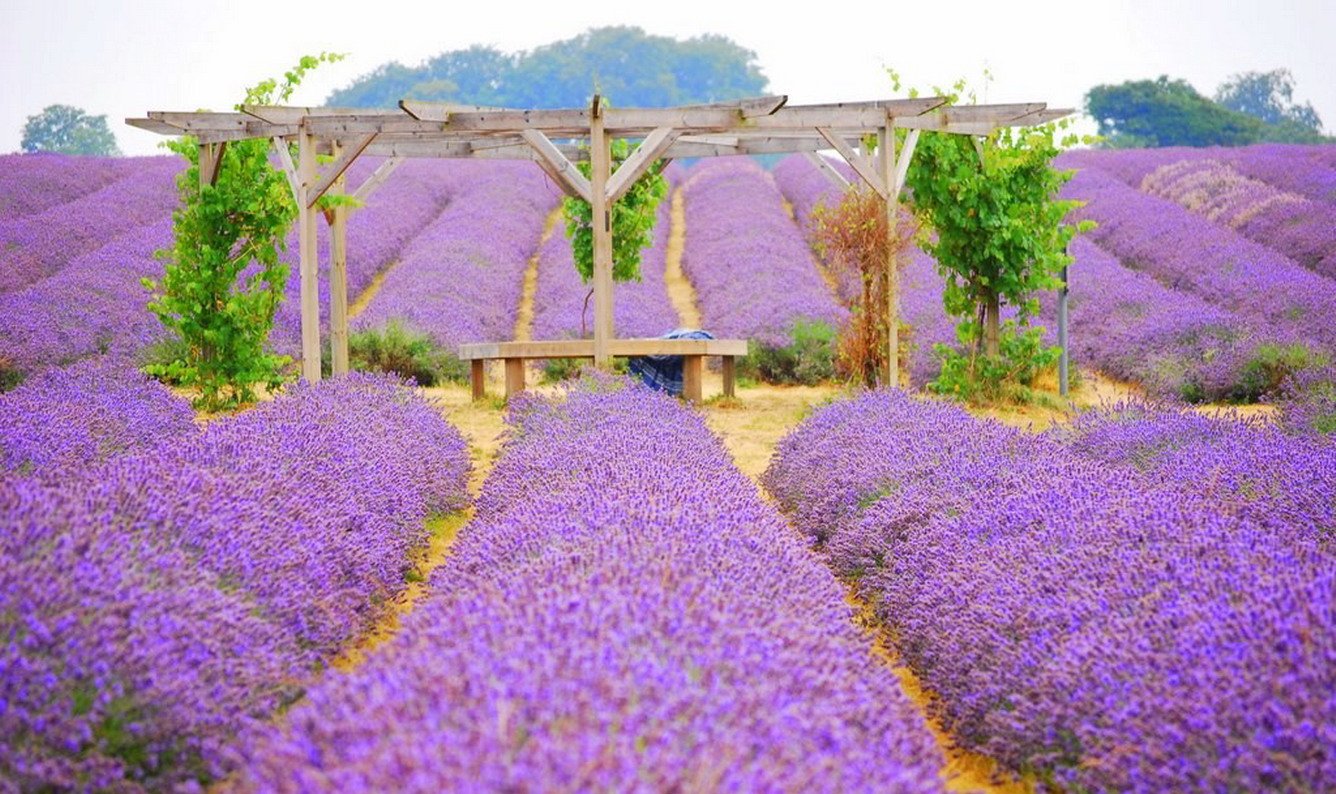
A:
[
  {"left": 1216, "top": 68, "right": 1323, "bottom": 133},
  {"left": 326, "top": 27, "right": 768, "bottom": 109},
  {"left": 1086, "top": 75, "right": 1330, "bottom": 148},
  {"left": 903, "top": 76, "right": 1089, "bottom": 403},
  {"left": 143, "top": 53, "right": 344, "bottom": 410},
  {"left": 1086, "top": 77, "right": 1263, "bottom": 148},
  {"left": 21, "top": 104, "right": 120, "bottom": 155}
]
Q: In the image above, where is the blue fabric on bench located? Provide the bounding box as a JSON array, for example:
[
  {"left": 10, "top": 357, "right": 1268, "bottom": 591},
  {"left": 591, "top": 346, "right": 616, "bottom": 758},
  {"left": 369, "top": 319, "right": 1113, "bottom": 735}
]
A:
[{"left": 628, "top": 329, "right": 715, "bottom": 396}]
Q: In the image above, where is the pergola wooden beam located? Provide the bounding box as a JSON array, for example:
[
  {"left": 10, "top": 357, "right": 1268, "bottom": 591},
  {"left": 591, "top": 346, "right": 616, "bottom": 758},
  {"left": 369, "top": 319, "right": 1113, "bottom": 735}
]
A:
[
  {"left": 520, "top": 130, "right": 593, "bottom": 202},
  {"left": 305, "top": 132, "right": 376, "bottom": 207},
  {"left": 805, "top": 151, "right": 849, "bottom": 189},
  {"left": 129, "top": 94, "right": 1071, "bottom": 386},
  {"left": 606, "top": 126, "right": 680, "bottom": 203}
]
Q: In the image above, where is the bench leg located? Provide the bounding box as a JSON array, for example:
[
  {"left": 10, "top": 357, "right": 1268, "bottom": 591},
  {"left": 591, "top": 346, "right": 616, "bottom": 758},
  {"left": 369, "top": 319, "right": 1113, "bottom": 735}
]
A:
[
  {"left": 471, "top": 360, "right": 485, "bottom": 401},
  {"left": 682, "top": 355, "right": 703, "bottom": 403},
  {"left": 505, "top": 358, "right": 526, "bottom": 398},
  {"left": 722, "top": 356, "right": 736, "bottom": 398}
]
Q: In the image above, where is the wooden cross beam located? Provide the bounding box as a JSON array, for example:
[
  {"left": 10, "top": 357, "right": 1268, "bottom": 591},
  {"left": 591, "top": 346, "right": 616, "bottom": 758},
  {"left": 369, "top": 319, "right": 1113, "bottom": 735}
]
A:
[
  {"left": 270, "top": 137, "right": 301, "bottom": 206},
  {"left": 606, "top": 126, "right": 680, "bottom": 203},
  {"left": 521, "top": 130, "right": 593, "bottom": 202},
  {"left": 351, "top": 157, "right": 404, "bottom": 203},
  {"left": 818, "top": 127, "right": 887, "bottom": 199},
  {"left": 805, "top": 151, "right": 849, "bottom": 189},
  {"left": 305, "top": 132, "right": 376, "bottom": 208},
  {"left": 198, "top": 141, "right": 227, "bottom": 188}
]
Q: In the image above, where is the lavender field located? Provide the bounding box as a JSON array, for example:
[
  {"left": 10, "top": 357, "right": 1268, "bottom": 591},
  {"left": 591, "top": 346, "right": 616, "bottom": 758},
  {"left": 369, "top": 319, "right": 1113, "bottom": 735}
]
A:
[{"left": 1, "top": 141, "right": 1334, "bottom": 792}]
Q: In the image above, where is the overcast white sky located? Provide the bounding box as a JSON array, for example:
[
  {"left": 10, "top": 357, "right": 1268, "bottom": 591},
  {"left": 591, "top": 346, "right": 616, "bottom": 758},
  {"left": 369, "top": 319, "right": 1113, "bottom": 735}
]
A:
[{"left": 2, "top": 0, "right": 1331, "bottom": 156}]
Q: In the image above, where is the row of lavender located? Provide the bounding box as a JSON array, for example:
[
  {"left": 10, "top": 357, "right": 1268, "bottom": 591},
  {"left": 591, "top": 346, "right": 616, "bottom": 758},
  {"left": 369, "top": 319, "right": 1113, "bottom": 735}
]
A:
[
  {"left": 1059, "top": 145, "right": 1336, "bottom": 278},
  {"left": 775, "top": 152, "right": 1331, "bottom": 402},
  {"left": 233, "top": 377, "right": 945, "bottom": 792},
  {"left": 680, "top": 157, "right": 845, "bottom": 349},
  {"left": 764, "top": 391, "right": 1333, "bottom": 792},
  {"left": 352, "top": 160, "right": 561, "bottom": 351},
  {"left": 0, "top": 156, "right": 458, "bottom": 378},
  {"left": 1, "top": 364, "right": 470, "bottom": 790}
]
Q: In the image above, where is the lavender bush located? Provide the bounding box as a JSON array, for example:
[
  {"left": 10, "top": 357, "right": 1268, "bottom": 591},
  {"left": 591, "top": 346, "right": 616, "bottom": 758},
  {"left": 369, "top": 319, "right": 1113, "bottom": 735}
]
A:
[
  {"left": 765, "top": 390, "right": 1333, "bottom": 792},
  {"left": 0, "top": 374, "right": 471, "bottom": 790},
  {"left": 0, "top": 356, "right": 196, "bottom": 481},
  {"left": 681, "top": 158, "right": 845, "bottom": 348},
  {"left": 0, "top": 152, "right": 132, "bottom": 222},
  {"left": 235, "top": 377, "right": 944, "bottom": 792},
  {"left": 1063, "top": 165, "right": 1336, "bottom": 349},
  {"left": 353, "top": 161, "right": 560, "bottom": 352},
  {"left": 0, "top": 156, "right": 181, "bottom": 293}
]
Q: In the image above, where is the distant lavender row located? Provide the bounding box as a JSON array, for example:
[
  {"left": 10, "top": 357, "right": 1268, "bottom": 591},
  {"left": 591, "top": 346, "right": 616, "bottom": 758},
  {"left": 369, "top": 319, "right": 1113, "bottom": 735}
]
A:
[
  {"left": 1050, "top": 402, "right": 1335, "bottom": 543},
  {"left": 764, "top": 391, "right": 1333, "bottom": 792},
  {"left": 771, "top": 153, "right": 861, "bottom": 302},
  {"left": 0, "top": 356, "right": 195, "bottom": 480},
  {"left": 1135, "top": 158, "right": 1336, "bottom": 279},
  {"left": 235, "top": 377, "right": 945, "bottom": 792},
  {"left": 1059, "top": 144, "right": 1336, "bottom": 204},
  {"left": 531, "top": 198, "right": 680, "bottom": 340},
  {"left": 0, "top": 152, "right": 133, "bottom": 222},
  {"left": 1037, "top": 237, "right": 1310, "bottom": 401},
  {"left": 0, "top": 156, "right": 181, "bottom": 293},
  {"left": 270, "top": 158, "right": 461, "bottom": 349},
  {"left": 0, "top": 157, "right": 459, "bottom": 375},
  {"left": 1063, "top": 166, "right": 1336, "bottom": 349},
  {"left": 354, "top": 161, "right": 561, "bottom": 352},
  {"left": 1, "top": 374, "right": 470, "bottom": 790},
  {"left": 681, "top": 158, "right": 844, "bottom": 347}
]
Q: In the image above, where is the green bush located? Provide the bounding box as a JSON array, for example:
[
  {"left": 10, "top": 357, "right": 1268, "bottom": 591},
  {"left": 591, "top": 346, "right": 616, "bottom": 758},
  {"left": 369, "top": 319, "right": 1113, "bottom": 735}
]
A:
[
  {"left": 741, "top": 319, "right": 838, "bottom": 386},
  {"left": 1229, "top": 343, "right": 1330, "bottom": 403},
  {"left": 0, "top": 356, "right": 23, "bottom": 392},
  {"left": 930, "top": 323, "right": 1060, "bottom": 404},
  {"left": 328, "top": 321, "right": 467, "bottom": 386}
]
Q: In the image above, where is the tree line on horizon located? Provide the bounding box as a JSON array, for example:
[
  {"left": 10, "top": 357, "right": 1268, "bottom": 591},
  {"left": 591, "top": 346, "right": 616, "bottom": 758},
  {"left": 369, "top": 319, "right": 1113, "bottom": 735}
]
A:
[{"left": 13, "top": 29, "right": 1331, "bottom": 156}]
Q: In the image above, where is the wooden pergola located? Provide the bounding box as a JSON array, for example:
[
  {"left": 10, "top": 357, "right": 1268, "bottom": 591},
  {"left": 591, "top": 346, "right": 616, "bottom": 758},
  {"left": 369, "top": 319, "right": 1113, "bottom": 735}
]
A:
[{"left": 128, "top": 95, "right": 1070, "bottom": 391}]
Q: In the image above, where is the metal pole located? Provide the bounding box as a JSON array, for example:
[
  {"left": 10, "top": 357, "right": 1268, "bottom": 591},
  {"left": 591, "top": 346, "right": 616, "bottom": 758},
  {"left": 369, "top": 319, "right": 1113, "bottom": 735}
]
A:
[{"left": 1058, "top": 264, "right": 1069, "bottom": 398}]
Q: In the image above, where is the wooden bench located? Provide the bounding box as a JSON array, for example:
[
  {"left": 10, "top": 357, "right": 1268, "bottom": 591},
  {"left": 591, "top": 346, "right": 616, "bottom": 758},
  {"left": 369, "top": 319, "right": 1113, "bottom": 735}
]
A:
[{"left": 458, "top": 338, "right": 749, "bottom": 402}]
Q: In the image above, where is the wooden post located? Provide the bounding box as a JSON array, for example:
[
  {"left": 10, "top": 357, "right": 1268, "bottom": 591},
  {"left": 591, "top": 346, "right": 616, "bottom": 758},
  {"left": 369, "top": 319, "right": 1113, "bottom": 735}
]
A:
[
  {"left": 682, "top": 356, "right": 703, "bottom": 403},
  {"left": 298, "top": 125, "right": 321, "bottom": 383},
  {"left": 880, "top": 120, "right": 899, "bottom": 388},
  {"left": 329, "top": 141, "right": 350, "bottom": 376},
  {"left": 504, "top": 358, "right": 526, "bottom": 397},
  {"left": 722, "top": 356, "right": 736, "bottom": 398},
  {"left": 589, "top": 96, "right": 614, "bottom": 368},
  {"left": 471, "top": 360, "right": 485, "bottom": 401}
]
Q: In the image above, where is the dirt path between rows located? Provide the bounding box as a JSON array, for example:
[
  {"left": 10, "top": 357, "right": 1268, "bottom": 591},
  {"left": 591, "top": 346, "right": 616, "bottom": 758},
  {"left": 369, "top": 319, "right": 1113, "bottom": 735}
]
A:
[
  {"left": 664, "top": 187, "right": 703, "bottom": 329},
  {"left": 513, "top": 208, "right": 565, "bottom": 342}
]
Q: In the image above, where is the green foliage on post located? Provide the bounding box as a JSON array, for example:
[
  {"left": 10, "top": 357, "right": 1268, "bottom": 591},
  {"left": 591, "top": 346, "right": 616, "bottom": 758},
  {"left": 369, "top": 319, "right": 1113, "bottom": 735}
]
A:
[
  {"left": 142, "top": 53, "right": 344, "bottom": 410},
  {"left": 897, "top": 73, "right": 1092, "bottom": 403},
  {"left": 561, "top": 137, "right": 668, "bottom": 284},
  {"left": 21, "top": 105, "right": 121, "bottom": 156}
]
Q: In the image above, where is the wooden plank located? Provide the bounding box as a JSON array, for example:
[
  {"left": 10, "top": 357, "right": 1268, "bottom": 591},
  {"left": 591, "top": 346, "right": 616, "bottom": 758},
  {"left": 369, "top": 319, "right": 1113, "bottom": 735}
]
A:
[
  {"left": 401, "top": 95, "right": 787, "bottom": 130},
  {"left": 193, "top": 124, "right": 300, "bottom": 144},
  {"left": 504, "top": 358, "right": 526, "bottom": 397},
  {"left": 298, "top": 128, "right": 321, "bottom": 383},
  {"left": 818, "top": 128, "right": 888, "bottom": 199},
  {"left": 606, "top": 127, "right": 679, "bottom": 203},
  {"left": 682, "top": 356, "right": 703, "bottom": 403},
  {"left": 306, "top": 133, "right": 376, "bottom": 207},
  {"left": 329, "top": 141, "right": 350, "bottom": 376},
  {"left": 149, "top": 111, "right": 252, "bottom": 131},
  {"left": 897, "top": 103, "right": 1046, "bottom": 131},
  {"left": 456, "top": 338, "right": 749, "bottom": 360},
  {"left": 471, "top": 360, "right": 486, "bottom": 401},
  {"left": 805, "top": 151, "right": 849, "bottom": 189},
  {"left": 270, "top": 137, "right": 301, "bottom": 206},
  {"left": 893, "top": 129, "right": 920, "bottom": 194},
  {"left": 881, "top": 123, "right": 899, "bottom": 388},
  {"left": 198, "top": 141, "right": 226, "bottom": 189},
  {"left": 125, "top": 117, "right": 184, "bottom": 135},
  {"left": 520, "top": 130, "right": 593, "bottom": 203},
  {"left": 241, "top": 105, "right": 405, "bottom": 124},
  {"left": 590, "top": 98, "right": 614, "bottom": 368},
  {"left": 351, "top": 156, "right": 404, "bottom": 203},
  {"left": 722, "top": 356, "right": 737, "bottom": 398}
]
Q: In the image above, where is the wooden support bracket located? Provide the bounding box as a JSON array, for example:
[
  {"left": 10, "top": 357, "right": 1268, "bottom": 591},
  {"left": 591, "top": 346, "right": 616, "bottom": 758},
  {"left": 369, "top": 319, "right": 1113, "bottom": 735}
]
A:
[
  {"left": 804, "top": 151, "right": 849, "bottom": 189},
  {"left": 198, "top": 141, "right": 227, "bottom": 188},
  {"left": 306, "top": 133, "right": 376, "bottom": 207},
  {"left": 606, "top": 126, "right": 681, "bottom": 203},
  {"left": 270, "top": 137, "right": 301, "bottom": 205},
  {"left": 893, "top": 129, "right": 921, "bottom": 194},
  {"left": 352, "top": 156, "right": 404, "bottom": 203},
  {"left": 520, "top": 129, "right": 593, "bottom": 202},
  {"left": 817, "top": 127, "right": 887, "bottom": 199}
]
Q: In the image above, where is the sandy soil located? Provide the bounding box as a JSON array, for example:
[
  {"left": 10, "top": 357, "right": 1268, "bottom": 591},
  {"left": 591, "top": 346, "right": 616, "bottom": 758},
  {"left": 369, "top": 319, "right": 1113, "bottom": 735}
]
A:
[
  {"left": 664, "top": 187, "right": 702, "bottom": 328},
  {"left": 513, "top": 208, "right": 564, "bottom": 342}
]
